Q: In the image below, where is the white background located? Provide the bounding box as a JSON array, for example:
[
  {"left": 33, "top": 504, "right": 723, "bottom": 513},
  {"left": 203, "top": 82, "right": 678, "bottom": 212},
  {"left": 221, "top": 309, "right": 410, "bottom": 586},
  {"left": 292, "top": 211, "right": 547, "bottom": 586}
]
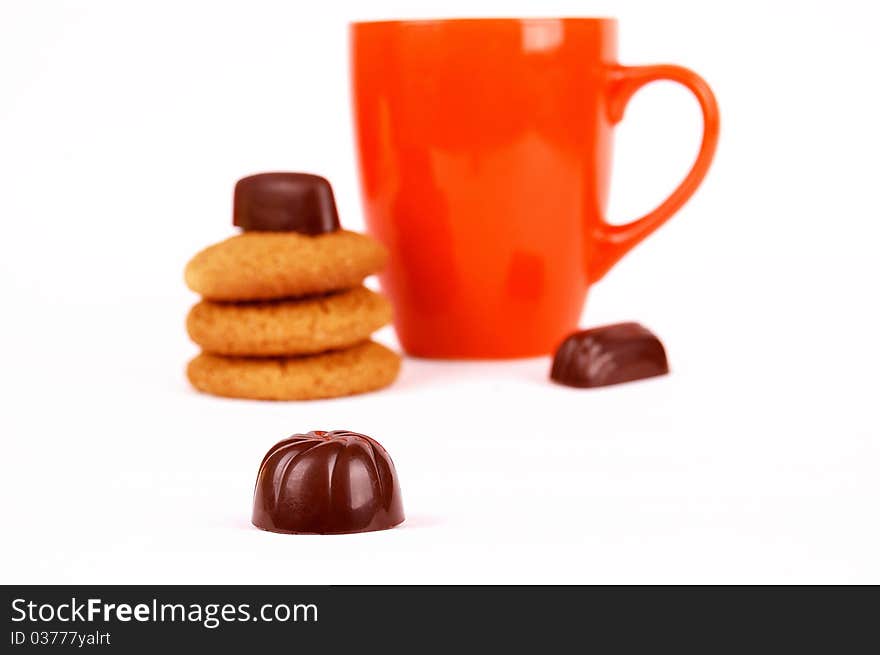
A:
[{"left": 1, "top": 0, "right": 878, "bottom": 584}]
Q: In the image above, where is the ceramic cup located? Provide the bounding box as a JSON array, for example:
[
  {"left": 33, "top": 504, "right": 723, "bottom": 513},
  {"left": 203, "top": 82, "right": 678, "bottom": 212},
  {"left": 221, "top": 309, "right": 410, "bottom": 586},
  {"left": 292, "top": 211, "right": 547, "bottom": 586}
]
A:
[{"left": 351, "top": 18, "right": 719, "bottom": 358}]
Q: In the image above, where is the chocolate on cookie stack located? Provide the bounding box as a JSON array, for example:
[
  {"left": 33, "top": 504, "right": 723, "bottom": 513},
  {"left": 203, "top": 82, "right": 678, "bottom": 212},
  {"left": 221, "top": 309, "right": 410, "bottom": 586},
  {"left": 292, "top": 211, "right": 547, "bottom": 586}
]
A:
[{"left": 184, "top": 173, "right": 401, "bottom": 400}]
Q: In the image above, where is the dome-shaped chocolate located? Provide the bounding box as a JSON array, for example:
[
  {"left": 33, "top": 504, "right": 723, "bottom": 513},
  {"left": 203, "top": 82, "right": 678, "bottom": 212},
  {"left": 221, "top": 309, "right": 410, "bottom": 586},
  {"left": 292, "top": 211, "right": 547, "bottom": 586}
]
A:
[{"left": 252, "top": 430, "right": 405, "bottom": 534}]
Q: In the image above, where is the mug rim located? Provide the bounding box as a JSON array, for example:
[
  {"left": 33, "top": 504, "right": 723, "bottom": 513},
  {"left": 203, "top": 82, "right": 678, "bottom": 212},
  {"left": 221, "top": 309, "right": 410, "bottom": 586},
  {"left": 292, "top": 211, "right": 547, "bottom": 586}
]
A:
[{"left": 350, "top": 17, "right": 617, "bottom": 28}]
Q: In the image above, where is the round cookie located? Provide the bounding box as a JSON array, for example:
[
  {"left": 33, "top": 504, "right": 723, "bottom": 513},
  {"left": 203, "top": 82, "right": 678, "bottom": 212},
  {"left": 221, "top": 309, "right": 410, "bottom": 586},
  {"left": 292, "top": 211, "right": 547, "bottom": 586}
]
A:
[
  {"left": 184, "top": 230, "right": 387, "bottom": 301},
  {"left": 187, "top": 341, "right": 401, "bottom": 400},
  {"left": 186, "top": 286, "right": 392, "bottom": 356}
]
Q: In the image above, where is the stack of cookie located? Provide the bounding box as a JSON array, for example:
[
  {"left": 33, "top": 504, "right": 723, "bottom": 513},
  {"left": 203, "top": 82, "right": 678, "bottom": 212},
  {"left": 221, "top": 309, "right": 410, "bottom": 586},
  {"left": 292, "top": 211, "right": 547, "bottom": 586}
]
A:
[{"left": 184, "top": 173, "right": 401, "bottom": 400}]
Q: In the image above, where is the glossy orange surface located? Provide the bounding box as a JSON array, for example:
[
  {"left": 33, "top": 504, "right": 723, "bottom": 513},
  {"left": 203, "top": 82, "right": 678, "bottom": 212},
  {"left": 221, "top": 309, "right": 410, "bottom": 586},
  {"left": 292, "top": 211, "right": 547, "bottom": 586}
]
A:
[{"left": 351, "top": 18, "right": 719, "bottom": 358}]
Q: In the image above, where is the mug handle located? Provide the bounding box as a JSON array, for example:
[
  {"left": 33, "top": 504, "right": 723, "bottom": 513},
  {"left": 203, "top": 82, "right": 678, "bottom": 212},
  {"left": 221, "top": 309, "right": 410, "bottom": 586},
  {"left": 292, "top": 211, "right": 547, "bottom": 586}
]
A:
[{"left": 589, "top": 64, "right": 720, "bottom": 282}]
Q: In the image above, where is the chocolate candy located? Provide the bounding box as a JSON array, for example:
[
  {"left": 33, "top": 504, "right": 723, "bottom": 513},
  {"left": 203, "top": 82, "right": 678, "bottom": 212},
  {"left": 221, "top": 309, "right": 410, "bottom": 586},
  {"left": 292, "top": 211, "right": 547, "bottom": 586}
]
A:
[
  {"left": 252, "top": 430, "right": 404, "bottom": 534},
  {"left": 550, "top": 322, "right": 669, "bottom": 388},
  {"left": 233, "top": 172, "right": 341, "bottom": 234}
]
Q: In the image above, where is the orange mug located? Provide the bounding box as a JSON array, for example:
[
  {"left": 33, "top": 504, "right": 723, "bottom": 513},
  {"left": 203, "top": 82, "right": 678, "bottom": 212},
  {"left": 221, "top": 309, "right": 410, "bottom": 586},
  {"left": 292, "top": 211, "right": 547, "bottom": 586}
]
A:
[{"left": 351, "top": 18, "right": 719, "bottom": 358}]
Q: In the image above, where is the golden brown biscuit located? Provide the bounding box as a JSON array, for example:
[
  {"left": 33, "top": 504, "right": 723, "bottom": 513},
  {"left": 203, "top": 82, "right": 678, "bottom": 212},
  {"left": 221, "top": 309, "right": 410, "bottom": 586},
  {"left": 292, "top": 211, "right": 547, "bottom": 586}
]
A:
[
  {"left": 186, "top": 341, "right": 401, "bottom": 400},
  {"left": 184, "top": 231, "right": 387, "bottom": 301},
  {"left": 186, "top": 286, "right": 392, "bottom": 356}
]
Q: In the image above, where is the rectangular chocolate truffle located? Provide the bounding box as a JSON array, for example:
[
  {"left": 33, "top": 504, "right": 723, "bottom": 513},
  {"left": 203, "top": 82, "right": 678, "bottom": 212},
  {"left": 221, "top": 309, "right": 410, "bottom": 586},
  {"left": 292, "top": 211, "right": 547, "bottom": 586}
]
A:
[{"left": 550, "top": 322, "right": 669, "bottom": 388}]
